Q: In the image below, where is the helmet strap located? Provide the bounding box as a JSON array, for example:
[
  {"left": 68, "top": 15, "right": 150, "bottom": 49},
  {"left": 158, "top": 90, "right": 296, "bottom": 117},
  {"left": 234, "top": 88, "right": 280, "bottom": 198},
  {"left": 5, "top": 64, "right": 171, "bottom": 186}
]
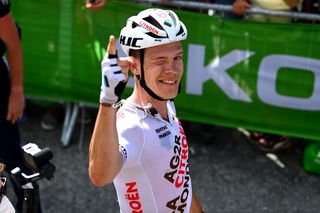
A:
[{"left": 138, "top": 50, "right": 168, "bottom": 101}]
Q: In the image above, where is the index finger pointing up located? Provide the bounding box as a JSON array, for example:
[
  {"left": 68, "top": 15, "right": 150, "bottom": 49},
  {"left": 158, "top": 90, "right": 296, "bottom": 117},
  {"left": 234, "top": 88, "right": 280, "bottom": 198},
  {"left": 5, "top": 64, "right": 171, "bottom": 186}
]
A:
[{"left": 107, "top": 35, "right": 117, "bottom": 56}]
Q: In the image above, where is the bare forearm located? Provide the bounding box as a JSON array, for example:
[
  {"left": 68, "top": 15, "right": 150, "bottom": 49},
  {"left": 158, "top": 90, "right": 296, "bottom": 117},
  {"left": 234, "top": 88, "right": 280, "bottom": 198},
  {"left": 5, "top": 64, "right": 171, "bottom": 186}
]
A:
[
  {"left": 232, "top": 0, "right": 251, "bottom": 15},
  {"left": 7, "top": 41, "right": 23, "bottom": 90},
  {"left": 1, "top": 13, "right": 24, "bottom": 90},
  {"left": 89, "top": 104, "right": 122, "bottom": 186},
  {"left": 190, "top": 189, "right": 203, "bottom": 213},
  {"left": 0, "top": 13, "right": 25, "bottom": 123}
]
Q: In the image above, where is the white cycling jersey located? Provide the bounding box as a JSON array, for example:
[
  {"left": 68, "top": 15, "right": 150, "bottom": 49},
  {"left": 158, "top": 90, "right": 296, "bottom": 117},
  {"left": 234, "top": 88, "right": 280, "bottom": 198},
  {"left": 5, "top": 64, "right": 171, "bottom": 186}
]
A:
[{"left": 114, "top": 100, "right": 192, "bottom": 213}]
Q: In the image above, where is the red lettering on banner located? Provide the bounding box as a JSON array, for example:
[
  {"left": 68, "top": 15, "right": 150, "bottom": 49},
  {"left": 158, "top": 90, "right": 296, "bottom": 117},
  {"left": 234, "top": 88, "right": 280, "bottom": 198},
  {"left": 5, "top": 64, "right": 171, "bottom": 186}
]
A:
[{"left": 125, "top": 182, "right": 143, "bottom": 213}]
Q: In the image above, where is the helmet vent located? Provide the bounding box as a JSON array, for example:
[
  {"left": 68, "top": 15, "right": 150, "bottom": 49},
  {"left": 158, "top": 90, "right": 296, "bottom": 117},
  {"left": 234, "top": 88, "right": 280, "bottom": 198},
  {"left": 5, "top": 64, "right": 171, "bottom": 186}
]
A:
[
  {"left": 164, "top": 21, "right": 172, "bottom": 27},
  {"left": 132, "top": 22, "right": 138, "bottom": 28},
  {"left": 146, "top": 31, "right": 167, "bottom": 39},
  {"left": 168, "top": 12, "right": 177, "bottom": 26},
  {"left": 143, "top": 16, "right": 165, "bottom": 31},
  {"left": 176, "top": 25, "right": 184, "bottom": 36}
]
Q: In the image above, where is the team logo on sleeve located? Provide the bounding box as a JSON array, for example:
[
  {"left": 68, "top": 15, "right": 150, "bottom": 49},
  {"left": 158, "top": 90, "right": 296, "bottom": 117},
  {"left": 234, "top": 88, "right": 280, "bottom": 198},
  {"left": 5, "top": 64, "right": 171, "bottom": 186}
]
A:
[
  {"left": 164, "top": 122, "right": 190, "bottom": 212},
  {"left": 119, "top": 145, "right": 128, "bottom": 164}
]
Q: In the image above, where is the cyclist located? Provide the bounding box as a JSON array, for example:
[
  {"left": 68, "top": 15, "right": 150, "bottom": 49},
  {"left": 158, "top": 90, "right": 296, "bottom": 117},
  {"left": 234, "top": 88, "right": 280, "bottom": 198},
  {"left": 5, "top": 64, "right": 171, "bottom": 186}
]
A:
[{"left": 89, "top": 8, "right": 204, "bottom": 212}]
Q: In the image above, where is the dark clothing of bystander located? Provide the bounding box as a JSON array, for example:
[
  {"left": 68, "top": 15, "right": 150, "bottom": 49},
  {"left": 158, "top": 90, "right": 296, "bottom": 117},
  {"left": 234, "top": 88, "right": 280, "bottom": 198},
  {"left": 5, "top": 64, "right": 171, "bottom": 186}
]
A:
[{"left": 0, "top": 1, "right": 42, "bottom": 212}]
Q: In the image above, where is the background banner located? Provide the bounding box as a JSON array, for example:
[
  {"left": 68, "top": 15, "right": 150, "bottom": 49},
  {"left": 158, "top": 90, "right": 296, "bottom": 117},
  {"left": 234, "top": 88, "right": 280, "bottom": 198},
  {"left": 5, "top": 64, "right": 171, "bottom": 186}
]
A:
[{"left": 11, "top": 1, "right": 320, "bottom": 140}]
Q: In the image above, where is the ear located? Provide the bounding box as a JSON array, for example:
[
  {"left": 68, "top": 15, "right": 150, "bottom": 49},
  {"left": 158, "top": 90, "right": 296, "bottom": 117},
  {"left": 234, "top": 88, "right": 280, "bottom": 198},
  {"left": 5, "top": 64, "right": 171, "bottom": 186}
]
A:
[{"left": 128, "top": 56, "right": 140, "bottom": 76}]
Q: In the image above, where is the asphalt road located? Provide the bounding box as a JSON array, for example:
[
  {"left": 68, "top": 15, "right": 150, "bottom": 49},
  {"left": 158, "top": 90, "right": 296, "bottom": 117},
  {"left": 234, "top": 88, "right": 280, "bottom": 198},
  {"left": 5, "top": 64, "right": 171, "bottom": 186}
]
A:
[{"left": 5, "top": 103, "right": 320, "bottom": 213}]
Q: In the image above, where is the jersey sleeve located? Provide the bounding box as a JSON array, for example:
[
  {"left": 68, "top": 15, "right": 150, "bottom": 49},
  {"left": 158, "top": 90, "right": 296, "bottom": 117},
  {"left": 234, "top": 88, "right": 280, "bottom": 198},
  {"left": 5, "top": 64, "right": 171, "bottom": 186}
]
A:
[{"left": 116, "top": 112, "right": 144, "bottom": 168}]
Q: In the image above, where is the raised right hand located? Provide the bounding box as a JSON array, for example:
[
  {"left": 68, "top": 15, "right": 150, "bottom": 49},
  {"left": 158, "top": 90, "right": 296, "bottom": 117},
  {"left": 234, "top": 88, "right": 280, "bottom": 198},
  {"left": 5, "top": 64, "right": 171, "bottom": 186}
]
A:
[{"left": 99, "top": 35, "right": 130, "bottom": 105}]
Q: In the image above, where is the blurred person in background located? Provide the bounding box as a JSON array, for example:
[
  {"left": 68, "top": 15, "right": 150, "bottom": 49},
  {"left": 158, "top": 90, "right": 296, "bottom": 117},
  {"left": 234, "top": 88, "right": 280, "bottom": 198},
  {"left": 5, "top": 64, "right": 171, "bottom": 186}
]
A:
[
  {"left": 302, "top": 0, "right": 320, "bottom": 14},
  {"left": 0, "top": 0, "right": 42, "bottom": 212},
  {"left": 232, "top": 0, "right": 301, "bottom": 152},
  {"left": 213, "top": 0, "right": 244, "bottom": 19},
  {"left": 86, "top": 0, "right": 110, "bottom": 10},
  {"left": 233, "top": 0, "right": 302, "bottom": 22}
]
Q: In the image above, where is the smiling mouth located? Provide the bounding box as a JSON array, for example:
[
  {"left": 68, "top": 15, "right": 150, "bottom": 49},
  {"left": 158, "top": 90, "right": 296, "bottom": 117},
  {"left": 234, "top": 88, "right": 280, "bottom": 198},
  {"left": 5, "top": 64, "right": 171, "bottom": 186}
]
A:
[{"left": 159, "top": 80, "right": 177, "bottom": 85}]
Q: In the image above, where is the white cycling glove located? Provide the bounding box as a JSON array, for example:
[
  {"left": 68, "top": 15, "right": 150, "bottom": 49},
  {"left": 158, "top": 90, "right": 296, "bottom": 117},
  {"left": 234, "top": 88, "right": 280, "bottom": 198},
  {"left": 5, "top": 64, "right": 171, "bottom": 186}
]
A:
[{"left": 100, "top": 52, "right": 127, "bottom": 105}]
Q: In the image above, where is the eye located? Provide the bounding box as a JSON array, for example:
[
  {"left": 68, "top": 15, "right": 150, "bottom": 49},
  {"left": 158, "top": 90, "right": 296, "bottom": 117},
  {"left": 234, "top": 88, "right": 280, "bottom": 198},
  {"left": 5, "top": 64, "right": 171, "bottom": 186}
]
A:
[
  {"left": 174, "top": 55, "right": 183, "bottom": 61},
  {"left": 154, "top": 59, "right": 166, "bottom": 65}
]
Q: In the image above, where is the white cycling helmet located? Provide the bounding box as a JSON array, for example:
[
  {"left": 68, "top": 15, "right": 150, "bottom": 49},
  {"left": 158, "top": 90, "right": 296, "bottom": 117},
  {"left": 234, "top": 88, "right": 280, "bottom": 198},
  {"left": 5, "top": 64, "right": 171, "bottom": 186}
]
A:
[{"left": 119, "top": 8, "right": 188, "bottom": 56}]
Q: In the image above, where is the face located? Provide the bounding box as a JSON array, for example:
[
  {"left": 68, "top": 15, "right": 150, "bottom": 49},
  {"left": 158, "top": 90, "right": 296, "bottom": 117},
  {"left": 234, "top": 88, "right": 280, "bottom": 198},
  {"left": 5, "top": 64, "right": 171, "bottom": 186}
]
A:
[{"left": 141, "top": 41, "right": 184, "bottom": 100}]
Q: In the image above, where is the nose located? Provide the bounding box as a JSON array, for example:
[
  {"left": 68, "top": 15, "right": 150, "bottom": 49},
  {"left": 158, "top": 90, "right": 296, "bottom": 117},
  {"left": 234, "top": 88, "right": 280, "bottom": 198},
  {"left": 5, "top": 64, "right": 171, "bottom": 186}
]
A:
[
  {"left": 164, "top": 60, "right": 179, "bottom": 74},
  {"left": 164, "top": 61, "right": 172, "bottom": 73}
]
